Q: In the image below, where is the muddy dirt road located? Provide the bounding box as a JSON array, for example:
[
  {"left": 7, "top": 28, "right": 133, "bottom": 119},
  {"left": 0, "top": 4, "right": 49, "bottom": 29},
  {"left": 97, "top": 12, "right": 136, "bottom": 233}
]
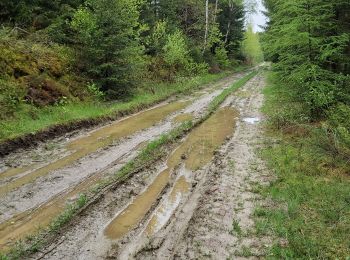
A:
[
  {"left": 0, "top": 72, "right": 249, "bottom": 251},
  {"left": 26, "top": 73, "right": 272, "bottom": 259}
]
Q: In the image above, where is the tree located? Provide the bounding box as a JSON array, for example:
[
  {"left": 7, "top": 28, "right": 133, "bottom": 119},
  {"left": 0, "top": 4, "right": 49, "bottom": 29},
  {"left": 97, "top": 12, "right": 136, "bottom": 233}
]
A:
[
  {"left": 241, "top": 23, "right": 263, "bottom": 65},
  {"left": 218, "top": 0, "right": 245, "bottom": 57},
  {"left": 72, "top": 0, "right": 145, "bottom": 97},
  {"left": 262, "top": 0, "right": 350, "bottom": 117}
]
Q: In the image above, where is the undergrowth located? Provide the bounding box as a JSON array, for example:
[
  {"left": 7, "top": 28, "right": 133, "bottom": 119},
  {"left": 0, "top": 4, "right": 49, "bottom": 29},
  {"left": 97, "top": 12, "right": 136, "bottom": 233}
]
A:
[{"left": 256, "top": 72, "right": 350, "bottom": 259}]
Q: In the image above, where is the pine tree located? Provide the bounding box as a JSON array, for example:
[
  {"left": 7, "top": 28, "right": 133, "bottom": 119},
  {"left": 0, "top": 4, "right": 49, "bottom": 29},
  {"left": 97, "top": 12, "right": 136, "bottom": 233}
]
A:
[
  {"left": 263, "top": 0, "right": 350, "bottom": 117},
  {"left": 72, "top": 0, "right": 145, "bottom": 97}
]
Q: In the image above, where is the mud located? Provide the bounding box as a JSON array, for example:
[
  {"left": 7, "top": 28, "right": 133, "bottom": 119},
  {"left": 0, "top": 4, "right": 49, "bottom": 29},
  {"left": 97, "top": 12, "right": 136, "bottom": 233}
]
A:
[
  {"left": 0, "top": 101, "right": 189, "bottom": 196},
  {"left": 30, "top": 73, "right": 269, "bottom": 260},
  {"left": 172, "top": 113, "right": 194, "bottom": 124},
  {"left": 103, "top": 107, "right": 236, "bottom": 241},
  {"left": 122, "top": 74, "right": 273, "bottom": 259},
  {"left": 0, "top": 72, "right": 245, "bottom": 251}
]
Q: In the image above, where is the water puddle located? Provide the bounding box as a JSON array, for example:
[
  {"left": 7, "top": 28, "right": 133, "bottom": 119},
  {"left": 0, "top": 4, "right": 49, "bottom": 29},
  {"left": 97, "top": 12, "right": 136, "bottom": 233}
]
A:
[
  {"left": 0, "top": 101, "right": 189, "bottom": 196},
  {"left": 0, "top": 166, "right": 34, "bottom": 181},
  {"left": 173, "top": 113, "right": 194, "bottom": 124},
  {"left": 104, "top": 107, "right": 237, "bottom": 240},
  {"left": 145, "top": 172, "right": 190, "bottom": 235},
  {"left": 0, "top": 155, "right": 128, "bottom": 250},
  {"left": 243, "top": 117, "right": 260, "bottom": 124},
  {"left": 104, "top": 169, "right": 171, "bottom": 240}
]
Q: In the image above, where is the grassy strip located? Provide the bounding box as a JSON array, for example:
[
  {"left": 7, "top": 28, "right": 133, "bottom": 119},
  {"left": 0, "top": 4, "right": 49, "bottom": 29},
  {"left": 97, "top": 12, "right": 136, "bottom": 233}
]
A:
[
  {"left": 254, "top": 72, "right": 350, "bottom": 259},
  {"left": 0, "top": 70, "right": 258, "bottom": 260},
  {"left": 0, "top": 67, "right": 248, "bottom": 142}
]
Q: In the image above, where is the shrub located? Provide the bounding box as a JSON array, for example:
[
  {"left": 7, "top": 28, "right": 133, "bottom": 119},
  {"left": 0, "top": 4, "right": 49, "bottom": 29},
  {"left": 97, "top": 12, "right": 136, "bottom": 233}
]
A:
[
  {"left": 163, "top": 30, "right": 191, "bottom": 70},
  {"left": 0, "top": 78, "right": 25, "bottom": 119},
  {"left": 215, "top": 45, "right": 230, "bottom": 69}
]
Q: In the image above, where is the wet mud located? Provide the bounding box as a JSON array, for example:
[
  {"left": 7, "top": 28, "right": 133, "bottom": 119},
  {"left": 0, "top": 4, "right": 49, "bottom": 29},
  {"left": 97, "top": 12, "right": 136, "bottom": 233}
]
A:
[
  {"left": 0, "top": 72, "right": 245, "bottom": 252},
  {"left": 104, "top": 107, "right": 237, "bottom": 241}
]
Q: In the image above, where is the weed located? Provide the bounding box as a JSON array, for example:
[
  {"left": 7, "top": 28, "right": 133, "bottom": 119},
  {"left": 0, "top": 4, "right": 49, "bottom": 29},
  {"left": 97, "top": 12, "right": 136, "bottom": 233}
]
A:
[
  {"left": 230, "top": 219, "right": 242, "bottom": 236},
  {"left": 235, "top": 246, "right": 253, "bottom": 257}
]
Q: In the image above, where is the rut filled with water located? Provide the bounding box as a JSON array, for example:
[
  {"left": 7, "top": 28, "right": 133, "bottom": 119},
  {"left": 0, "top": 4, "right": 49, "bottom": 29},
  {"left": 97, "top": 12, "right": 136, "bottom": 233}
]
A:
[{"left": 104, "top": 107, "right": 238, "bottom": 240}]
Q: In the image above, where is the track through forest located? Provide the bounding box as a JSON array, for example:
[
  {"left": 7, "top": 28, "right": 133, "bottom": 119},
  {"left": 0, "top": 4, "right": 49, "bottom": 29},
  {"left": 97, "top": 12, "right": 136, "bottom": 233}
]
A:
[
  {"left": 0, "top": 71, "right": 273, "bottom": 259},
  {"left": 1, "top": 71, "right": 264, "bottom": 253}
]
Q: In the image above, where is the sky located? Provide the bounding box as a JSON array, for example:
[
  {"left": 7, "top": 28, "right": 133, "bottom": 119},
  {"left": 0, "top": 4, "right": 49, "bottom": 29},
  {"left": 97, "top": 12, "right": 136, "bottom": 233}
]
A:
[{"left": 249, "top": 0, "right": 268, "bottom": 32}]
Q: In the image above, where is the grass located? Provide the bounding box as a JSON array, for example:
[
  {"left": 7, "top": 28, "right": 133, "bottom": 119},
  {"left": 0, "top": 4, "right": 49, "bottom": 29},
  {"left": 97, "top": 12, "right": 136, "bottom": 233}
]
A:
[
  {"left": 230, "top": 219, "right": 242, "bottom": 236},
  {"left": 1, "top": 69, "right": 258, "bottom": 260},
  {"left": 0, "top": 68, "right": 248, "bottom": 142},
  {"left": 256, "top": 71, "right": 350, "bottom": 259}
]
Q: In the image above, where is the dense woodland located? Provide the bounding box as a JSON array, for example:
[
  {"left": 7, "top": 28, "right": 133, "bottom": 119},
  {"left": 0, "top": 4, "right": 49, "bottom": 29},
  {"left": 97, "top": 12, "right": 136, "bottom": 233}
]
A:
[
  {"left": 0, "top": 0, "right": 264, "bottom": 125},
  {"left": 263, "top": 0, "right": 350, "bottom": 123},
  {"left": 261, "top": 1, "right": 350, "bottom": 258}
]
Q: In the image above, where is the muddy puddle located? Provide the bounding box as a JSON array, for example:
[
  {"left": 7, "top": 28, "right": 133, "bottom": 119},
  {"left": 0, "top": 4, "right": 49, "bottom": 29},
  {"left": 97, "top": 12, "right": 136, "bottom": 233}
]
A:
[
  {"left": 104, "top": 107, "right": 238, "bottom": 240},
  {"left": 173, "top": 113, "right": 194, "bottom": 124},
  {"left": 243, "top": 117, "right": 260, "bottom": 124},
  {"left": 0, "top": 102, "right": 189, "bottom": 196}
]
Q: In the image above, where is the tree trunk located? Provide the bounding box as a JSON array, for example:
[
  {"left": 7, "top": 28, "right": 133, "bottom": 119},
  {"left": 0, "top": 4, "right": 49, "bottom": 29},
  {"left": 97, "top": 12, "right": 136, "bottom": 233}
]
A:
[
  {"left": 224, "top": 21, "right": 231, "bottom": 44},
  {"left": 213, "top": 0, "right": 219, "bottom": 22},
  {"left": 203, "top": 0, "right": 209, "bottom": 54}
]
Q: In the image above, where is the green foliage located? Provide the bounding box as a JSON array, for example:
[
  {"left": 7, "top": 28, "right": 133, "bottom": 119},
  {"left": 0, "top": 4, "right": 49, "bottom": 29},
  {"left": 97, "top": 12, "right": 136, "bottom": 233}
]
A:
[
  {"left": 87, "top": 83, "right": 105, "bottom": 101},
  {"left": 262, "top": 0, "right": 350, "bottom": 117},
  {"left": 71, "top": 0, "right": 146, "bottom": 97},
  {"left": 259, "top": 72, "right": 350, "bottom": 259},
  {"left": 162, "top": 30, "right": 205, "bottom": 78},
  {"left": 0, "top": 78, "right": 26, "bottom": 119},
  {"left": 241, "top": 24, "right": 264, "bottom": 65},
  {"left": 163, "top": 30, "right": 190, "bottom": 68},
  {"left": 215, "top": 45, "right": 230, "bottom": 69},
  {"left": 144, "top": 20, "right": 168, "bottom": 55}
]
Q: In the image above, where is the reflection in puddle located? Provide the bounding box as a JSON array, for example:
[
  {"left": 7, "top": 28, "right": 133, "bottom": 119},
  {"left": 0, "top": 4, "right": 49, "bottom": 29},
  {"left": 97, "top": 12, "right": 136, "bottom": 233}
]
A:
[
  {"left": 173, "top": 113, "right": 194, "bottom": 124},
  {"left": 145, "top": 172, "right": 190, "bottom": 235},
  {"left": 104, "top": 107, "right": 238, "bottom": 240},
  {"left": 243, "top": 117, "right": 260, "bottom": 124}
]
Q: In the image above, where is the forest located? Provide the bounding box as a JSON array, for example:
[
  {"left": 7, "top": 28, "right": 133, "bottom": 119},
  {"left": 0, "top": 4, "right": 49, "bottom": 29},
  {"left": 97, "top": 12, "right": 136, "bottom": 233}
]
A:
[
  {"left": 260, "top": 0, "right": 350, "bottom": 258},
  {"left": 0, "top": 0, "right": 350, "bottom": 259},
  {"left": 0, "top": 0, "right": 264, "bottom": 141}
]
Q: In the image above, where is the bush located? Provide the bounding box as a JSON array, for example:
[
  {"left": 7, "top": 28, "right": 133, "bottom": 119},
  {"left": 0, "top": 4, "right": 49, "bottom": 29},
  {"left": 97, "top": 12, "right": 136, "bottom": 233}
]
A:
[
  {"left": 215, "top": 45, "right": 230, "bottom": 69},
  {"left": 327, "top": 103, "right": 350, "bottom": 131},
  {"left": 163, "top": 30, "right": 191, "bottom": 70},
  {"left": 0, "top": 78, "right": 25, "bottom": 119}
]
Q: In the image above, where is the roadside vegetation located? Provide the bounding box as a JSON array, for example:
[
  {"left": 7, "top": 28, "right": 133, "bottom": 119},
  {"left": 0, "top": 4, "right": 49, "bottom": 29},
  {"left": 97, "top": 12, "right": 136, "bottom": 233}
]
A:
[
  {"left": 0, "top": 70, "right": 258, "bottom": 260},
  {"left": 258, "top": 73, "right": 350, "bottom": 259},
  {"left": 256, "top": 1, "right": 350, "bottom": 258},
  {"left": 0, "top": 0, "right": 254, "bottom": 143}
]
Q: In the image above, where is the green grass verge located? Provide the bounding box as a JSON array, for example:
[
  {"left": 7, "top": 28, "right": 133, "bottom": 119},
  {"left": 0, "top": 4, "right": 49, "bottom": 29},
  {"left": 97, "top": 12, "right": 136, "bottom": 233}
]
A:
[
  {"left": 0, "top": 68, "right": 248, "bottom": 142},
  {"left": 0, "top": 70, "right": 258, "bottom": 260},
  {"left": 256, "top": 71, "right": 350, "bottom": 259}
]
